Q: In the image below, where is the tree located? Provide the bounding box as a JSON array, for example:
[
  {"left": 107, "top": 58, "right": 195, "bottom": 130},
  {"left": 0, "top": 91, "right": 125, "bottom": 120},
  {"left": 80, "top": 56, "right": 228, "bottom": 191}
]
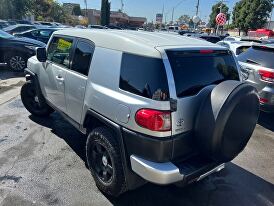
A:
[
  {"left": 209, "top": 1, "right": 229, "bottom": 29},
  {"left": 49, "top": 1, "right": 68, "bottom": 23},
  {"left": 178, "top": 14, "right": 190, "bottom": 24},
  {"left": 101, "top": 0, "right": 111, "bottom": 26},
  {"left": 72, "top": 4, "right": 82, "bottom": 16},
  {"left": 232, "top": 0, "right": 273, "bottom": 34},
  {"left": 188, "top": 19, "right": 194, "bottom": 28},
  {"left": 0, "top": 0, "right": 31, "bottom": 19}
]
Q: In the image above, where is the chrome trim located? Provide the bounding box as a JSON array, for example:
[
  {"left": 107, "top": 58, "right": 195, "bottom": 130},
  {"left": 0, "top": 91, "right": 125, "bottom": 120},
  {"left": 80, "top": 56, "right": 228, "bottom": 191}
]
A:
[
  {"left": 130, "top": 155, "right": 226, "bottom": 185},
  {"left": 130, "top": 155, "right": 184, "bottom": 184},
  {"left": 196, "top": 163, "right": 225, "bottom": 182}
]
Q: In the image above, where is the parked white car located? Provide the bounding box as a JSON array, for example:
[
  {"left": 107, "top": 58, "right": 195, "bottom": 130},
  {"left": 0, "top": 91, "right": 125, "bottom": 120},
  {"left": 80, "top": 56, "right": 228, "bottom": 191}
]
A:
[{"left": 217, "top": 40, "right": 256, "bottom": 56}]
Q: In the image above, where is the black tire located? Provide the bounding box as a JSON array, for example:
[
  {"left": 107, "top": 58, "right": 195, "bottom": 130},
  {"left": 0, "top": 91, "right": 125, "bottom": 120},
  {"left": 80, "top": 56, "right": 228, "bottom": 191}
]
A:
[
  {"left": 21, "top": 81, "right": 54, "bottom": 117},
  {"left": 86, "top": 127, "right": 126, "bottom": 197},
  {"left": 5, "top": 52, "right": 28, "bottom": 72}
]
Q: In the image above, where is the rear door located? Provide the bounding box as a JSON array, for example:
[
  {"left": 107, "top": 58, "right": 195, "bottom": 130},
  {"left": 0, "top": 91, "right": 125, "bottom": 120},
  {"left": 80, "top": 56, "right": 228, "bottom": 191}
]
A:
[
  {"left": 64, "top": 39, "right": 95, "bottom": 123},
  {"left": 161, "top": 48, "right": 240, "bottom": 135}
]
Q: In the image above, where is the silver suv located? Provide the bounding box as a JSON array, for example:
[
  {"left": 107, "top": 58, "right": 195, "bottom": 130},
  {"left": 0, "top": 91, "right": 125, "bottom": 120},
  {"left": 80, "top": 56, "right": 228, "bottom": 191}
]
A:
[
  {"left": 238, "top": 44, "right": 274, "bottom": 112},
  {"left": 21, "top": 29, "right": 260, "bottom": 197}
]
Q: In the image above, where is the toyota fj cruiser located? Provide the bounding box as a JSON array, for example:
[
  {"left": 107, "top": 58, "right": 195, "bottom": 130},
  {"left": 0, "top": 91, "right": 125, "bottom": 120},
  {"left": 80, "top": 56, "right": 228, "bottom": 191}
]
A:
[{"left": 21, "top": 29, "right": 260, "bottom": 197}]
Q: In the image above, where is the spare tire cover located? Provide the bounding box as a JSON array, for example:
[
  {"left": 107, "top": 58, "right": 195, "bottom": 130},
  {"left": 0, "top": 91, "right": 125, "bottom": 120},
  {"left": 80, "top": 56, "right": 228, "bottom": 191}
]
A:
[{"left": 195, "top": 80, "right": 259, "bottom": 162}]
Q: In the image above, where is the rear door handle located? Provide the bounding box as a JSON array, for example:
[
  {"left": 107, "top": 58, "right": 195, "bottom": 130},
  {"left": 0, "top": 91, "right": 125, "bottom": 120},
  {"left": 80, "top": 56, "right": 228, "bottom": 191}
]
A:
[{"left": 56, "top": 75, "right": 64, "bottom": 81}]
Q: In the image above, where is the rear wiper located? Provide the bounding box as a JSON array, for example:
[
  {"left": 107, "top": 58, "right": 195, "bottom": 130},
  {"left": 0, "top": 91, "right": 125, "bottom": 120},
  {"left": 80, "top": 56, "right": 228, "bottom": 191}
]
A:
[{"left": 246, "top": 59, "right": 261, "bottom": 65}]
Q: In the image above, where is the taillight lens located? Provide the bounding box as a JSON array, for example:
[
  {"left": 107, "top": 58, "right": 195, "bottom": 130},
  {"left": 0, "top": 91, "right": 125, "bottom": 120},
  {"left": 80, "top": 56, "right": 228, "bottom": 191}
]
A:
[
  {"left": 135, "top": 109, "right": 171, "bottom": 132},
  {"left": 259, "top": 98, "right": 269, "bottom": 103},
  {"left": 259, "top": 69, "right": 274, "bottom": 82}
]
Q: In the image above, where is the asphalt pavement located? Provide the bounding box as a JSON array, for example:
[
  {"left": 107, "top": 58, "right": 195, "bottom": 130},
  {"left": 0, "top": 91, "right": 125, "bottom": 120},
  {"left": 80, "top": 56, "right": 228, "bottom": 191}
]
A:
[{"left": 0, "top": 71, "right": 273, "bottom": 206}]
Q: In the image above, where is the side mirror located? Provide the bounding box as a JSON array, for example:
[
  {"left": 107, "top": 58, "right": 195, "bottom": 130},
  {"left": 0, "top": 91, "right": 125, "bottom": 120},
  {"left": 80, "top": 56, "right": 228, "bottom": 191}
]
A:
[{"left": 36, "top": 47, "right": 47, "bottom": 62}]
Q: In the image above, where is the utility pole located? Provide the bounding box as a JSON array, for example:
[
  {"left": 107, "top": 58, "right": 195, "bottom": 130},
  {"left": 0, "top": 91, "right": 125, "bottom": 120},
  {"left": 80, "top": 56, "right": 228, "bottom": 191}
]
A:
[
  {"left": 161, "top": 3, "right": 165, "bottom": 30},
  {"left": 194, "top": 0, "right": 200, "bottom": 30},
  {"left": 216, "top": 0, "right": 225, "bottom": 35},
  {"left": 171, "top": 0, "right": 185, "bottom": 25},
  {"left": 84, "top": 0, "right": 88, "bottom": 17},
  {"left": 196, "top": 0, "right": 200, "bottom": 16}
]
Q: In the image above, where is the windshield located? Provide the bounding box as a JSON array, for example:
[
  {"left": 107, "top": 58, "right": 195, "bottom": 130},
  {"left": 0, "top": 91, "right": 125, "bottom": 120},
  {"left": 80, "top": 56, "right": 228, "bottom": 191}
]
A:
[{"left": 0, "top": 30, "right": 14, "bottom": 39}]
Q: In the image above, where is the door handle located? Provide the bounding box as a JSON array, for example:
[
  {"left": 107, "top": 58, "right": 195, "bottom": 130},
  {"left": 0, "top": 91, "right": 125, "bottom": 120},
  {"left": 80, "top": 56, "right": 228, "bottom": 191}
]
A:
[{"left": 56, "top": 75, "right": 64, "bottom": 82}]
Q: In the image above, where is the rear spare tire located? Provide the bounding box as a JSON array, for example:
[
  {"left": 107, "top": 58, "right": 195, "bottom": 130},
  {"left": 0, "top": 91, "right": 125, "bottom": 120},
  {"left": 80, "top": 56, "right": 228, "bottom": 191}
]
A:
[{"left": 195, "top": 80, "right": 259, "bottom": 162}]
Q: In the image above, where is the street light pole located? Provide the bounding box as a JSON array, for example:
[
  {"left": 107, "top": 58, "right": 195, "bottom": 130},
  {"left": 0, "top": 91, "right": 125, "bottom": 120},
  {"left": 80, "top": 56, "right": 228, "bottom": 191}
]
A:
[
  {"left": 171, "top": 0, "right": 185, "bottom": 25},
  {"left": 196, "top": 0, "right": 200, "bottom": 16}
]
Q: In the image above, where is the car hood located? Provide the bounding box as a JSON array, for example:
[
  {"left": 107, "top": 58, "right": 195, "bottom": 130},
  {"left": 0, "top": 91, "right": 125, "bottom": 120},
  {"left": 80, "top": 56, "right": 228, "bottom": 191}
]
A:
[{"left": 13, "top": 37, "right": 46, "bottom": 47}]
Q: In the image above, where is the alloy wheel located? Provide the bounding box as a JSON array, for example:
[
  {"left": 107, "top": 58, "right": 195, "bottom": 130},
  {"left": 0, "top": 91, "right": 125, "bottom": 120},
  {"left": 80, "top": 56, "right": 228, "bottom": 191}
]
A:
[
  {"left": 9, "top": 55, "right": 26, "bottom": 71},
  {"left": 91, "top": 142, "right": 113, "bottom": 183}
]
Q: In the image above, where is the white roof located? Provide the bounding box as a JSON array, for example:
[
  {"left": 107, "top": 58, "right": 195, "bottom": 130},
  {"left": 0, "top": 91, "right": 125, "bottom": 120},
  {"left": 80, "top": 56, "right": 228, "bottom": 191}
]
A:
[{"left": 54, "top": 29, "right": 223, "bottom": 58}]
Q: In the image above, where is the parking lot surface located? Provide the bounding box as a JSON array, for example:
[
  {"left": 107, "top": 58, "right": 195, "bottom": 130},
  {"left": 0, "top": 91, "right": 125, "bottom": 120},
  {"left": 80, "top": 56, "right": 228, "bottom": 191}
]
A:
[{"left": 0, "top": 72, "right": 273, "bottom": 206}]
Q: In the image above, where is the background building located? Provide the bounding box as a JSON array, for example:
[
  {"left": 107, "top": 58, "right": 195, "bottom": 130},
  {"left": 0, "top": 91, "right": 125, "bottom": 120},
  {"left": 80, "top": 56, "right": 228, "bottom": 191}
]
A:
[
  {"left": 86, "top": 9, "right": 146, "bottom": 28},
  {"left": 63, "top": 3, "right": 81, "bottom": 15}
]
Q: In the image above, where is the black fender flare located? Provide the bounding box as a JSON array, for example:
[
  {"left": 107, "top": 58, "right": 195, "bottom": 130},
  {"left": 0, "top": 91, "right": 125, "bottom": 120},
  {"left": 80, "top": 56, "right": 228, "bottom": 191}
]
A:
[
  {"left": 83, "top": 109, "right": 146, "bottom": 190},
  {"left": 24, "top": 68, "right": 47, "bottom": 105}
]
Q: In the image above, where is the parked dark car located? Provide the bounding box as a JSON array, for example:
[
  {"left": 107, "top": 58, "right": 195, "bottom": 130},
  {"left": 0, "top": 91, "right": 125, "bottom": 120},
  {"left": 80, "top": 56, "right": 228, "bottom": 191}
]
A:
[
  {"left": 15, "top": 20, "right": 32, "bottom": 25},
  {"left": 107, "top": 25, "right": 123, "bottom": 30},
  {"left": 7, "top": 20, "right": 17, "bottom": 25},
  {"left": 14, "top": 28, "right": 58, "bottom": 44},
  {"left": 198, "top": 35, "right": 221, "bottom": 43},
  {"left": 178, "top": 30, "right": 195, "bottom": 35},
  {"left": 0, "top": 20, "right": 9, "bottom": 29},
  {"left": 3, "top": 24, "right": 36, "bottom": 35},
  {"left": 184, "top": 33, "right": 221, "bottom": 43},
  {"left": 0, "top": 30, "right": 45, "bottom": 71},
  {"left": 88, "top": 25, "right": 108, "bottom": 29}
]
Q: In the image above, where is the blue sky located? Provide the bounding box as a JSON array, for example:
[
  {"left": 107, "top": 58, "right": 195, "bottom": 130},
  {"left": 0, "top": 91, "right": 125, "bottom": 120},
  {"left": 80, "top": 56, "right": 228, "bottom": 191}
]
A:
[{"left": 59, "top": 0, "right": 273, "bottom": 22}]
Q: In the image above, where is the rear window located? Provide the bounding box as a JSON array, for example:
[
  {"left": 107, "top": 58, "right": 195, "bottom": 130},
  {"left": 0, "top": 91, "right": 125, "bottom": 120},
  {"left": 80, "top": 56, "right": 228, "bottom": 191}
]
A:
[
  {"left": 238, "top": 46, "right": 274, "bottom": 68},
  {"left": 119, "top": 53, "right": 169, "bottom": 101},
  {"left": 166, "top": 50, "right": 239, "bottom": 97},
  {"left": 236, "top": 46, "right": 251, "bottom": 55}
]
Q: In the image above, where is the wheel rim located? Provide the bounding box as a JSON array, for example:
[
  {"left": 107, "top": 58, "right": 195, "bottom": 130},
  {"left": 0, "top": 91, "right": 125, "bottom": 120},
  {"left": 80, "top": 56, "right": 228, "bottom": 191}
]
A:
[
  {"left": 10, "top": 55, "right": 25, "bottom": 71},
  {"left": 91, "top": 142, "right": 113, "bottom": 183},
  {"left": 25, "top": 86, "right": 42, "bottom": 111}
]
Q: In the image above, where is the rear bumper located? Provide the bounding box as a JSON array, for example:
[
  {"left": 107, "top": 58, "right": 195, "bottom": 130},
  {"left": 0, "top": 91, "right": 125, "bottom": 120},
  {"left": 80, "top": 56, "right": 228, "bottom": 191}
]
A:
[
  {"left": 260, "top": 103, "right": 274, "bottom": 113},
  {"left": 130, "top": 155, "right": 225, "bottom": 185},
  {"left": 259, "top": 85, "right": 274, "bottom": 112}
]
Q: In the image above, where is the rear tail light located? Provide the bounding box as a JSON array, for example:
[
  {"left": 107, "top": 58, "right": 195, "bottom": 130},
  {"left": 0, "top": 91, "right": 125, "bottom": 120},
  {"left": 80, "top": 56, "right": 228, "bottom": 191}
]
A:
[
  {"left": 135, "top": 109, "right": 171, "bottom": 132},
  {"left": 259, "top": 98, "right": 269, "bottom": 103},
  {"left": 258, "top": 69, "right": 274, "bottom": 82}
]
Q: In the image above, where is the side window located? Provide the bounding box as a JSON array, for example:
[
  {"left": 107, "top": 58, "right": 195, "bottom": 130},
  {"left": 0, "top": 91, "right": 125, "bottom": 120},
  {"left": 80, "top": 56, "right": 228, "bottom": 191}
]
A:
[
  {"left": 47, "top": 36, "right": 73, "bottom": 68},
  {"left": 71, "top": 40, "right": 95, "bottom": 76},
  {"left": 40, "top": 30, "right": 52, "bottom": 37},
  {"left": 119, "top": 53, "right": 170, "bottom": 101},
  {"left": 31, "top": 30, "right": 39, "bottom": 37}
]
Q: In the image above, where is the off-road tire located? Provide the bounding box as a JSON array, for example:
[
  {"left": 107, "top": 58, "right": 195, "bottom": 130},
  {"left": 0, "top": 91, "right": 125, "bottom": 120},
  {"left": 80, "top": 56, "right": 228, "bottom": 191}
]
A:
[
  {"left": 86, "top": 127, "right": 127, "bottom": 197},
  {"left": 21, "top": 81, "right": 54, "bottom": 117}
]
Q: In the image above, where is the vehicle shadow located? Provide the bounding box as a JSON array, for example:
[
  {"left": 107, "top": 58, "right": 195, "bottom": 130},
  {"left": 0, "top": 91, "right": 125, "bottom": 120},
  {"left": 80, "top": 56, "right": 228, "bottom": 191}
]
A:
[
  {"left": 258, "top": 111, "right": 274, "bottom": 132},
  {"left": 0, "top": 70, "right": 24, "bottom": 80},
  {"left": 29, "top": 113, "right": 88, "bottom": 167},
  {"left": 29, "top": 112, "right": 274, "bottom": 206},
  {"left": 110, "top": 163, "right": 274, "bottom": 206}
]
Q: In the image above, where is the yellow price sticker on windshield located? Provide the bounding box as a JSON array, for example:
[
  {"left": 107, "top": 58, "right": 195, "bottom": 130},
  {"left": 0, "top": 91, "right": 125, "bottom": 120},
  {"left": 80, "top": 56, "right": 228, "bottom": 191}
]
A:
[{"left": 57, "top": 39, "right": 72, "bottom": 51}]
